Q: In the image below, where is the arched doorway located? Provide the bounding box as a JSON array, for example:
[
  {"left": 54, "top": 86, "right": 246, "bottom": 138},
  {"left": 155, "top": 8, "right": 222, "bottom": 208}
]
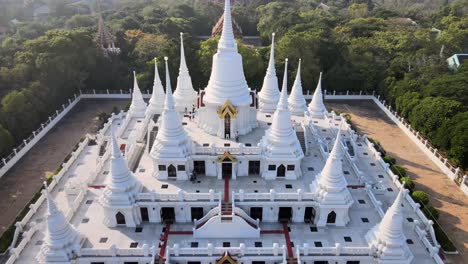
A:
[
  {"left": 277, "top": 164, "right": 286, "bottom": 177},
  {"left": 168, "top": 164, "right": 176, "bottom": 178},
  {"left": 217, "top": 100, "right": 238, "bottom": 139},
  {"left": 116, "top": 212, "right": 126, "bottom": 225},
  {"left": 327, "top": 211, "right": 336, "bottom": 224}
]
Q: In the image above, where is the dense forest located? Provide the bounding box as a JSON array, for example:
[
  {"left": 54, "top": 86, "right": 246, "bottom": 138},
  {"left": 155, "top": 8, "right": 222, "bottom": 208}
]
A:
[{"left": 0, "top": 0, "right": 467, "bottom": 170}]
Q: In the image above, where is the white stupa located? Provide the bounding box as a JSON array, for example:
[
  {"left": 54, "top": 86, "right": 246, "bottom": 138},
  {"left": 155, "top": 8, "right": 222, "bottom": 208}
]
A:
[
  {"left": 310, "top": 129, "right": 353, "bottom": 226},
  {"left": 145, "top": 58, "right": 165, "bottom": 117},
  {"left": 100, "top": 129, "right": 142, "bottom": 227},
  {"left": 173, "top": 33, "right": 197, "bottom": 113},
  {"left": 150, "top": 57, "right": 192, "bottom": 180},
  {"left": 127, "top": 71, "right": 147, "bottom": 118},
  {"left": 308, "top": 72, "right": 327, "bottom": 118},
  {"left": 198, "top": 0, "right": 257, "bottom": 137},
  {"left": 258, "top": 33, "right": 280, "bottom": 113},
  {"left": 36, "top": 185, "right": 84, "bottom": 263},
  {"left": 288, "top": 59, "right": 307, "bottom": 116},
  {"left": 366, "top": 186, "right": 414, "bottom": 263},
  {"left": 261, "top": 59, "right": 304, "bottom": 180}
]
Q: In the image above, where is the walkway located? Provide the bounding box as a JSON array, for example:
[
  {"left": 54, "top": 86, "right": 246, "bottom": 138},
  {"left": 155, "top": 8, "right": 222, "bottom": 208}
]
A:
[
  {"left": 327, "top": 99, "right": 468, "bottom": 263},
  {"left": 0, "top": 99, "right": 128, "bottom": 237}
]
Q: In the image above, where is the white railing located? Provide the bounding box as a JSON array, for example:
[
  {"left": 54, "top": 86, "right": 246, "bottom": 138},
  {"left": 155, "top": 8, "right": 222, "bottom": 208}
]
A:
[
  {"left": 136, "top": 190, "right": 221, "bottom": 202},
  {"left": 193, "top": 204, "right": 222, "bottom": 229},
  {"left": 232, "top": 189, "right": 315, "bottom": 202},
  {"left": 167, "top": 243, "right": 286, "bottom": 258},
  {"left": 297, "top": 244, "right": 371, "bottom": 256},
  {"left": 194, "top": 144, "right": 261, "bottom": 155},
  {"left": 79, "top": 243, "right": 157, "bottom": 257},
  {"left": 370, "top": 96, "right": 466, "bottom": 193},
  {"left": 0, "top": 94, "right": 82, "bottom": 178}
]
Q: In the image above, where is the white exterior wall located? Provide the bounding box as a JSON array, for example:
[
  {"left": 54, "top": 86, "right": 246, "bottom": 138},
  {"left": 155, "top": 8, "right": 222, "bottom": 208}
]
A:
[{"left": 198, "top": 103, "right": 257, "bottom": 137}]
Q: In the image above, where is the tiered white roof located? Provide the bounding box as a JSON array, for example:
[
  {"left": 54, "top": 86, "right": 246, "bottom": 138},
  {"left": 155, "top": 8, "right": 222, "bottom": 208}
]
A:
[
  {"left": 288, "top": 59, "right": 307, "bottom": 116},
  {"left": 128, "top": 71, "right": 147, "bottom": 118},
  {"left": 173, "top": 33, "right": 197, "bottom": 112},
  {"left": 262, "top": 59, "right": 303, "bottom": 159},
  {"left": 146, "top": 58, "right": 165, "bottom": 117},
  {"left": 203, "top": 0, "right": 251, "bottom": 106},
  {"left": 150, "top": 57, "right": 191, "bottom": 159},
  {"left": 36, "top": 186, "right": 83, "bottom": 263},
  {"left": 311, "top": 129, "right": 353, "bottom": 205},
  {"left": 308, "top": 72, "right": 327, "bottom": 118},
  {"left": 100, "top": 129, "right": 142, "bottom": 207},
  {"left": 258, "top": 33, "right": 280, "bottom": 113},
  {"left": 366, "top": 186, "right": 414, "bottom": 263}
]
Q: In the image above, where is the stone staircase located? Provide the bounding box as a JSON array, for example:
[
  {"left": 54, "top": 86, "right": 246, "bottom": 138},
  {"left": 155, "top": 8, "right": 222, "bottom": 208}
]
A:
[
  {"left": 286, "top": 258, "right": 298, "bottom": 264},
  {"left": 148, "top": 127, "right": 158, "bottom": 153},
  {"left": 221, "top": 202, "right": 232, "bottom": 215},
  {"left": 296, "top": 131, "right": 306, "bottom": 153}
]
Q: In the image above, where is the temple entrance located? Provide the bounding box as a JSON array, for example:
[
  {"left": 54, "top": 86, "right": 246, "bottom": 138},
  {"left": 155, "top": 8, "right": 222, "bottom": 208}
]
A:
[
  {"left": 161, "top": 207, "right": 175, "bottom": 223},
  {"left": 224, "top": 115, "right": 231, "bottom": 138},
  {"left": 140, "top": 207, "right": 149, "bottom": 222},
  {"left": 222, "top": 163, "right": 232, "bottom": 179},
  {"left": 327, "top": 211, "right": 336, "bottom": 224},
  {"left": 250, "top": 207, "right": 263, "bottom": 221},
  {"left": 168, "top": 165, "right": 177, "bottom": 178},
  {"left": 278, "top": 207, "right": 292, "bottom": 222},
  {"left": 248, "top": 160, "right": 260, "bottom": 175},
  {"left": 194, "top": 161, "right": 206, "bottom": 175},
  {"left": 191, "top": 207, "right": 204, "bottom": 221},
  {"left": 304, "top": 207, "right": 316, "bottom": 223},
  {"left": 116, "top": 212, "right": 126, "bottom": 225},
  {"left": 277, "top": 164, "right": 286, "bottom": 177}
]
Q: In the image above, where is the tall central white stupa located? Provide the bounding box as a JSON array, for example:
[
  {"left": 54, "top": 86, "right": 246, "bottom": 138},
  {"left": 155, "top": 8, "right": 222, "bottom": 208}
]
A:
[{"left": 197, "top": 0, "right": 257, "bottom": 138}]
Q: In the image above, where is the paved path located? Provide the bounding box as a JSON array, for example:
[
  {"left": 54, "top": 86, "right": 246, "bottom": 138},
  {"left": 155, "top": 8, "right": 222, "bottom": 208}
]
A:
[
  {"left": 327, "top": 100, "right": 468, "bottom": 263},
  {"left": 0, "top": 99, "right": 128, "bottom": 237}
]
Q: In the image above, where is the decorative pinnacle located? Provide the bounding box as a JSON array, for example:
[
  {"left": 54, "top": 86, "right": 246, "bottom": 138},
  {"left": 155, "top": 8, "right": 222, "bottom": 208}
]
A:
[
  {"left": 179, "top": 32, "right": 188, "bottom": 72},
  {"left": 278, "top": 58, "right": 289, "bottom": 109},
  {"left": 266, "top": 32, "right": 276, "bottom": 75},
  {"left": 218, "top": 0, "right": 236, "bottom": 52},
  {"left": 164, "top": 57, "right": 175, "bottom": 110}
]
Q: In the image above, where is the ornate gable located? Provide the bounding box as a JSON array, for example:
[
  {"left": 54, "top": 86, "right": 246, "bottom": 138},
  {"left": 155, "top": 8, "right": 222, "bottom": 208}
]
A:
[{"left": 217, "top": 100, "right": 238, "bottom": 118}]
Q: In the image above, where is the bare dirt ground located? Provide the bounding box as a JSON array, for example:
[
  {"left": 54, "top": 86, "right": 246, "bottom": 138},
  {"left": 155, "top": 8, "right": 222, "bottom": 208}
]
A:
[
  {"left": 0, "top": 99, "right": 128, "bottom": 237},
  {"left": 327, "top": 100, "right": 468, "bottom": 263}
]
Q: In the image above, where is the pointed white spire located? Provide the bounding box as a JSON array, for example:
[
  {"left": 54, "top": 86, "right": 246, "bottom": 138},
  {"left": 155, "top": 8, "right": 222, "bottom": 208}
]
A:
[
  {"left": 316, "top": 130, "right": 347, "bottom": 190},
  {"left": 288, "top": 59, "right": 307, "bottom": 116},
  {"left": 164, "top": 57, "right": 175, "bottom": 111},
  {"left": 37, "top": 183, "right": 82, "bottom": 263},
  {"left": 262, "top": 59, "right": 303, "bottom": 159},
  {"left": 173, "top": 33, "right": 197, "bottom": 112},
  {"left": 218, "top": 0, "right": 237, "bottom": 52},
  {"left": 150, "top": 57, "right": 191, "bottom": 160},
  {"left": 366, "top": 186, "right": 413, "bottom": 262},
  {"left": 202, "top": 0, "right": 251, "bottom": 106},
  {"left": 258, "top": 33, "right": 280, "bottom": 113},
  {"left": 146, "top": 58, "right": 165, "bottom": 116},
  {"left": 128, "top": 71, "right": 147, "bottom": 118},
  {"left": 308, "top": 72, "right": 327, "bottom": 118},
  {"left": 100, "top": 128, "right": 141, "bottom": 206}
]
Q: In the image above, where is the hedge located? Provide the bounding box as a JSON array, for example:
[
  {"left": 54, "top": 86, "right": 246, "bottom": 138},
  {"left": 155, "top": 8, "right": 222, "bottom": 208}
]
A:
[
  {"left": 412, "top": 191, "right": 430, "bottom": 205},
  {"left": 400, "top": 177, "right": 415, "bottom": 190},
  {"left": 383, "top": 155, "right": 396, "bottom": 165},
  {"left": 391, "top": 164, "right": 407, "bottom": 178}
]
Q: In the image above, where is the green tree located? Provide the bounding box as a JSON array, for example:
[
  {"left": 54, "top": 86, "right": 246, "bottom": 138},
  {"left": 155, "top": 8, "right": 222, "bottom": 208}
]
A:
[
  {"left": 409, "top": 97, "right": 464, "bottom": 138},
  {"left": 433, "top": 112, "right": 468, "bottom": 169},
  {"left": 256, "top": 2, "right": 301, "bottom": 40},
  {"left": 0, "top": 125, "right": 14, "bottom": 158},
  {"left": 395, "top": 91, "right": 422, "bottom": 118},
  {"left": 65, "top": 15, "right": 96, "bottom": 29}
]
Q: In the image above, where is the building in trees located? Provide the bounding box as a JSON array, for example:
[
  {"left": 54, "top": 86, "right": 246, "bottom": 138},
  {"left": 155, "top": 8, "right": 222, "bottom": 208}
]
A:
[{"left": 11, "top": 1, "right": 442, "bottom": 263}]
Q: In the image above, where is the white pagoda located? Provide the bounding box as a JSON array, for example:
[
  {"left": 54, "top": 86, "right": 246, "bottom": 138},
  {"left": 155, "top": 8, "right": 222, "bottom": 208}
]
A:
[
  {"left": 150, "top": 57, "right": 193, "bottom": 180},
  {"left": 16, "top": 0, "right": 442, "bottom": 263},
  {"left": 258, "top": 33, "right": 280, "bottom": 113},
  {"left": 288, "top": 59, "right": 307, "bottom": 116},
  {"left": 197, "top": 0, "right": 257, "bottom": 138},
  {"left": 173, "top": 33, "right": 198, "bottom": 113}
]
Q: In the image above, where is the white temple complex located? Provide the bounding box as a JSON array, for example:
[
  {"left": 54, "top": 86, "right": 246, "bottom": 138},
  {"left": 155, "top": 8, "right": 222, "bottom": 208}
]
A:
[{"left": 11, "top": 0, "right": 442, "bottom": 263}]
